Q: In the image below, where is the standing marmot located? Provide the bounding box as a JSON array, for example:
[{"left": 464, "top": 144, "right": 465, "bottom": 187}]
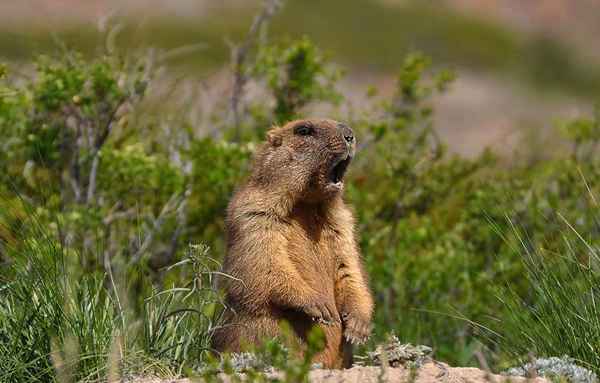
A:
[{"left": 212, "top": 119, "right": 374, "bottom": 368}]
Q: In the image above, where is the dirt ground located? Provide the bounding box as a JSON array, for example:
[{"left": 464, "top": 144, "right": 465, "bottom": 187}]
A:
[{"left": 135, "top": 361, "right": 548, "bottom": 383}]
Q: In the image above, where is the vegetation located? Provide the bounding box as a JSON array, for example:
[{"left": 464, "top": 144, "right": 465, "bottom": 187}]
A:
[
  {"left": 2, "top": 1, "right": 600, "bottom": 97},
  {"left": 2, "top": 4, "right": 600, "bottom": 381},
  {"left": 496, "top": 196, "right": 600, "bottom": 372}
]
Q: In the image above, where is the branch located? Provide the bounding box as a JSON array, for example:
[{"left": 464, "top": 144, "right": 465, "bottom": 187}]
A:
[
  {"left": 68, "top": 177, "right": 82, "bottom": 202},
  {"left": 229, "top": 0, "right": 283, "bottom": 140},
  {"left": 165, "top": 188, "right": 191, "bottom": 263},
  {"left": 86, "top": 96, "right": 128, "bottom": 206},
  {"left": 63, "top": 104, "right": 86, "bottom": 203},
  {"left": 103, "top": 207, "right": 138, "bottom": 226},
  {"left": 128, "top": 192, "right": 186, "bottom": 265}
]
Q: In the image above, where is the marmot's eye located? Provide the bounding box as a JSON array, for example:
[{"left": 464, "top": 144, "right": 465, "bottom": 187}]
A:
[{"left": 294, "top": 124, "right": 314, "bottom": 136}]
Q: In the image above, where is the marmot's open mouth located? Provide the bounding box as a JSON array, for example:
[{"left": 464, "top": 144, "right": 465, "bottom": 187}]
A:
[{"left": 329, "top": 155, "right": 352, "bottom": 184}]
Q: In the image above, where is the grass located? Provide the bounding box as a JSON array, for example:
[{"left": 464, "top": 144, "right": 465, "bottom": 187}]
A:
[
  {"left": 0, "top": 204, "right": 224, "bottom": 382},
  {"left": 492, "top": 211, "right": 600, "bottom": 373},
  {"left": 4, "top": 202, "right": 600, "bottom": 378}
]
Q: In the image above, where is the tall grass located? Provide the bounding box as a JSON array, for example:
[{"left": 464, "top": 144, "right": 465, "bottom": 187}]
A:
[
  {"left": 0, "top": 204, "right": 224, "bottom": 382},
  {"left": 496, "top": 209, "right": 600, "bottom": 373}
]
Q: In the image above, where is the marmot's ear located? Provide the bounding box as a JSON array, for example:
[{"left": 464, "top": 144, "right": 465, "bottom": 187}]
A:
[{"left": 267, "top": 130, "right": 282, "bottom": 147}]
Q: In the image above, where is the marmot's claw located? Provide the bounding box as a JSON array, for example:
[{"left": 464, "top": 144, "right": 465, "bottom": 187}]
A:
[
  {"left": 344, "top": 332, "right": 369, "bottom": 344},
  {"left": 342, "top": 313, "right": 372, "bottom": 344},
  {"left": 315, "top": 317, "right": 336, "bottom": 326},
  {"left": 303, "top": 298, "right": 340, "bottom": 324}
]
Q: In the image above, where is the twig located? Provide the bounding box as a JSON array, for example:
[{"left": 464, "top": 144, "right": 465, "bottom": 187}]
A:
[
  {"left": 164, "top": 188, "right": 191, "bottom": 263},
  {"left": 63, "top": 104, "right": 88, "bottom": 204},
  {"left": 103, "top": 207, "right": 138, "bottom": 226},
  {"left": 86, "top": 95, "right": 129, "bottom": 205},
  {"left": 85, "top": 150, "right": 102, "bottom": 206},
  {"left": 474, "top": 349, "right": 493, "bottom": 380},
  {"left": 68, "top": 177, "right": 82, "bottom": 203},
  {"left": 129, "top": 192, "right": 186, "bottom": 265},
  {"left": 229, "top": 0, "right": 283, "bottom": 140}
]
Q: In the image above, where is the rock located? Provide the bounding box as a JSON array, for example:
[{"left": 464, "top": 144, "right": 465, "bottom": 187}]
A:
[
  {"left": 505, "top": 356, "right": 597, "bottom": 383},
  {"left": 355, "top": 336, "right": 433, "bottom": 367},
  {"left": 225, "top": 351, "right": 275, "bottom": 374}
]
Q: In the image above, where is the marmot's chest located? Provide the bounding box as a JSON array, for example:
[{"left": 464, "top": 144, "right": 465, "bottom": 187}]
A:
[{"left": 283, "top": 217, "right": 340, "bottom": 286}]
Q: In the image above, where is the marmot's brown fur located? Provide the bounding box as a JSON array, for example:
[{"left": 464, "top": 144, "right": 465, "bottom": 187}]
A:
[{"left": 212, "top": 119, "right": 374, "bottom": 368}]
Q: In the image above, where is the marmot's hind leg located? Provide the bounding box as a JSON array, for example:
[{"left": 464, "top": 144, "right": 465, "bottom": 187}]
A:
[
  {"left": 312, "top": 323, "right": 346, "bottom": 369},
  {"left": 212, "top": 314, "right": 280, "bottom": 354}
]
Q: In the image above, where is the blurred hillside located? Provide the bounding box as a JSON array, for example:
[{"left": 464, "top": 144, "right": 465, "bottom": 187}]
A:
[
  {"left": 441, "top": 0, "right": 600, "bottom": 59},
  {"left": 1, "top": 0, "right": 598, "bottom": 156}
]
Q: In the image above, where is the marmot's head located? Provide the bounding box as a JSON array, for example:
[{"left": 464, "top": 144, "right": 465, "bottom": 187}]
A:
[{"left": 251, "top": 119, "right": 356, "bottom": 202}]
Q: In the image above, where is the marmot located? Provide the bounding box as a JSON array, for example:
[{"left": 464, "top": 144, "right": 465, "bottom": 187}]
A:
[{"left": 212, "top": 119, "right": 374, "bottom": 368}]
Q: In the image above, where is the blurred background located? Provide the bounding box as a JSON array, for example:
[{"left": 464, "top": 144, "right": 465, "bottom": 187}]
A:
[
  {"left": 2, "top": 1, "right": 600, "bottom": 379},
  {"left": 2, "top": 0, "right": 598, "bottom": 156}
]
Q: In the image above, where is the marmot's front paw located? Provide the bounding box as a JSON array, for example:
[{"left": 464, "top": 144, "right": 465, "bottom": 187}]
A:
[
  {"left": 302, "top": 298, "right": 340, "bottom": 325},
  {"left": 342, "top": 312, "right": 372, "bottom": 344}
]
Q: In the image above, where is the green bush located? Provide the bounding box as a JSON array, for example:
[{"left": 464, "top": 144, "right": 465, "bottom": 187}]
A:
[
  {"left": 185, "top": 138, "right": 252, "bottom": 255},
  {"left": 253, "top": 36, "right": 342, "bottom": 124}
]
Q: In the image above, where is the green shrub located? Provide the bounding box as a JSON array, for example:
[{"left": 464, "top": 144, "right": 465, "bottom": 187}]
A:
[
  {"left": 185, "top": 138, "right": 253, "bottom": 255},
  {"left": 253, "top": 36, "right": 342, "bottom": 124}
]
